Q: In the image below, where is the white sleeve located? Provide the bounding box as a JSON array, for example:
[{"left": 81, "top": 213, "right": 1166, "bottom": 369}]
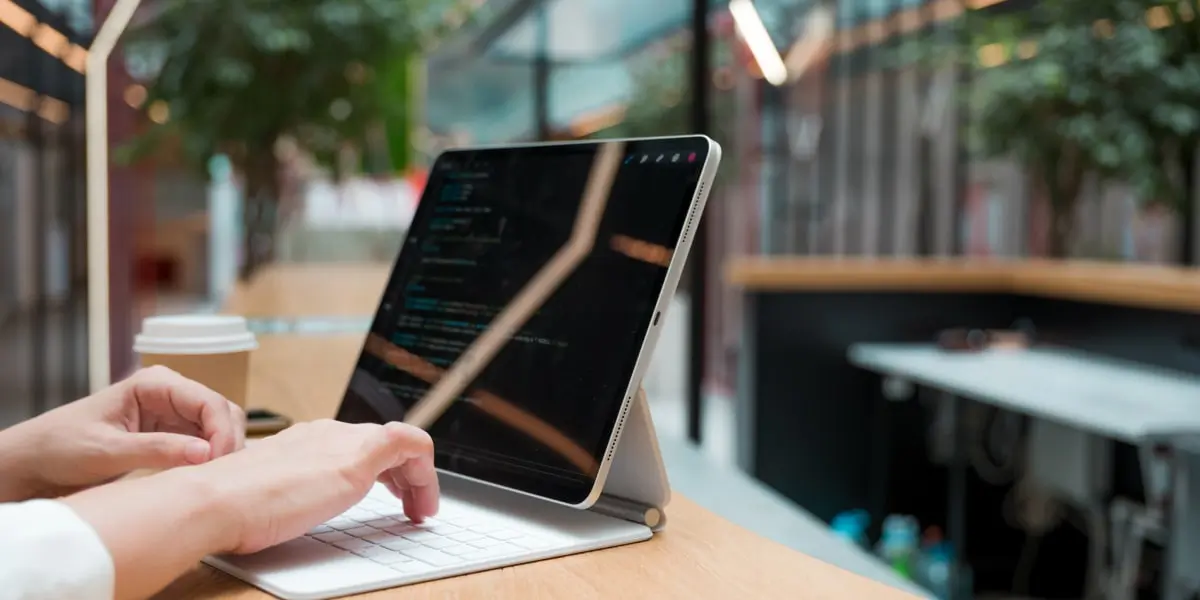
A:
[{"left": 0, "top": 499, "right": 115, "bottom": 600}]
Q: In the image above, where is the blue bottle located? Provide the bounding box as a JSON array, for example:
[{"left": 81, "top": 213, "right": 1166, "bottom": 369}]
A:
[
  {"left": 830, "top": 510, "right": 870, "bottom": 548},
  {"left": 918, "top": 542, "right": 954, "bottom": 599},
  {"left": 876, "top": 515, "right": 920, "bottom": 580}
]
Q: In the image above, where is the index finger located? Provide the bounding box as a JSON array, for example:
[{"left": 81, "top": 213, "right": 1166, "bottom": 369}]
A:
[
  {"left": 369, "top": 423, "right": 439, "bottom": 520},
  {"left": 128, "top": 366, "right": 239, "bottom": 458}
]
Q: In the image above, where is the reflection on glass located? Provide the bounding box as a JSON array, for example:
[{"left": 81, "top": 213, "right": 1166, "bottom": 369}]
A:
[{"left": 335, "top": 137, "right": 711, "bottom": 505}]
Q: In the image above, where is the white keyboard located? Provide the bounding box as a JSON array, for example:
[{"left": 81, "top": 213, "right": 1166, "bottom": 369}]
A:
[
  {"left": 303, "top": 488, "right": 556, "bottom": 576},
  {"left": 206, "top": 482, "right": 652, "bottom": 599}
]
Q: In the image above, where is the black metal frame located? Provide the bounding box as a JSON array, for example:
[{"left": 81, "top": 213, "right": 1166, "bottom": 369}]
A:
[
  {"left": 533, "top": 4, "right": 551, "bottom": 139},
  {"left": 686, "top": 0, "right": 710, "bottom": 443}
]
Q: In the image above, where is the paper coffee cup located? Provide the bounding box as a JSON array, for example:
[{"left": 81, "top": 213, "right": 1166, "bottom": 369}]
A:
[{"left": 134, "top": 315, "right": 258, "bottom": 408}]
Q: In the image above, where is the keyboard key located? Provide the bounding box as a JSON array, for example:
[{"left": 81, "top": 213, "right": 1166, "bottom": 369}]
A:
[
  {"left": 422, "top": 537, "right": 457, "bottom": 550},
  {"left": 470, "top": 537, "right": 505, "bottom": 549},
  {"left": 440, "top": 543, "right": 475, "bottom": 556},
  {"left": 428, "top": 524, "right": 463, "bottom": 536},
  {"left": 381, "top": 539, "right": 422, "bottom": 552},
  {"left": 308, "top": 525, "right": 334, "bottom": 535},
  {"left": 384, "top": 524, "right": 417, "bottom": 535},
  {"left": 312, "top": 531, "right": 353, "bottom": 544},
  {"left": 362, "top": 531, "right": 399, "bottom": 544},
  {"left": 448, "top": 531, "right": 485, "bottom": 543},
  {"left": 400, "top": 546, "right": 462, "bottom": 567},
  {"left": 472, "top": 523, "right": 503, "bottom": 534},
  {"left": 488, "top": 529, "right": 521, "bottom": 540},
  {"left": 364, "top": 518, "right": 399, "bottom": 529},
  {"left": 332, "top": 538, "right": 377, "bottom": 552},
  {"left": 360, "top": 547, "right": 410, "bottom": 564},
  {"left": 510, "top": 536, "right": 552, "bottom": 550},
  {"left": 326, "top": 518, "right": 359, "bottom": 530},
  {"left": 401, "top": 530, "right": 439, "bottom": 543},
  {"left": 345, "top": 527, "right": 379, "bottom": 538}
]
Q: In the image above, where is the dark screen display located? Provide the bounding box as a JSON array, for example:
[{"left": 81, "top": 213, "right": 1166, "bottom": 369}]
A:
[{"left": 335, "top": 137, "right": 712, "bottom": 505}]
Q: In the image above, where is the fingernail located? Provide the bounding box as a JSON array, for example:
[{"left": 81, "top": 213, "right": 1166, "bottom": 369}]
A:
[{"left": 185, "top": 440, "right": 211, "bottom": 464}]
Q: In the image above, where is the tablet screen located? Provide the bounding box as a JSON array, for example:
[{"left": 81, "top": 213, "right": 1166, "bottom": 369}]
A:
[{"left": 336, "top": 136, "right": 711, "bottom": 506}]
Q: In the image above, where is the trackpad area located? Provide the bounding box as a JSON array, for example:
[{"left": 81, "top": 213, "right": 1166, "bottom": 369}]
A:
[{"left": 207, "top": 537, "right": 398, "bottom": 599}]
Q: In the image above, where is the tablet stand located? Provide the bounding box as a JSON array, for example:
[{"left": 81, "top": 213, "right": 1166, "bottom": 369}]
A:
[{"left": 587, "top": 387, "right": 672, "bottom": 532}]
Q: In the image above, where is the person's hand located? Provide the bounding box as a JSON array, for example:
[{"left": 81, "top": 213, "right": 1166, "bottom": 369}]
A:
[
  {"left": 194, "top": 419, "right": 439, "bottom": 554},
  {"left": 0, "top": 365, "right": 245, "bottom": 502},
  {"left": 62, "top": 419, "right": 437, "bottom": 599}
]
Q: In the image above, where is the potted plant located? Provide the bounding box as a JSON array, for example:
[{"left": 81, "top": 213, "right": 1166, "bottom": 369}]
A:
[{"left": 118, "top": 0, "right": 465, "bottom": 277}]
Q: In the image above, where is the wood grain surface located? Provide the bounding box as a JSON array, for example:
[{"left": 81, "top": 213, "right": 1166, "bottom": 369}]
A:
[{"left": 726, "top": 256, "right": 1200, "bottom": 313}]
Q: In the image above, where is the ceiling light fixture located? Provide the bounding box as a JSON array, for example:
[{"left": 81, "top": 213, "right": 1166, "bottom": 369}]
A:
[{"left": 729, "top": 0, "right": 788, "bottom": 86}]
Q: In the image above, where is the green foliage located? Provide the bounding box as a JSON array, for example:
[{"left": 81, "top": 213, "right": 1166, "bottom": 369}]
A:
[
  {"left": 120, "top": 0, "right": 458, "bottom": 173},
  {"left": 897, "top": 0, "right": 1200, "bottom": 254},
  {"left": 118, "top": 0, "right": 468, "bottom": 277}
]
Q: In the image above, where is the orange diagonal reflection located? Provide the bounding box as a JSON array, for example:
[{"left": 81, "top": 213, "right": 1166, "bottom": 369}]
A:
[
  {"left": 364, "top": 333, "right": 600, "bottom": 476},
  {"left": 610, "top": 234, "right": 673, "bottom": 267}
]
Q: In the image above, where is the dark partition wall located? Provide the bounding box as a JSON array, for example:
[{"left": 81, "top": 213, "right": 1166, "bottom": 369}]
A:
[{"left": 740, "top": 290, "right": 1017, "bottom": 521}]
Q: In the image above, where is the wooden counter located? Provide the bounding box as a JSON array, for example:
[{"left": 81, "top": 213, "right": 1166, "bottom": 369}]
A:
[
  {"left": 726, "top": 257, "right": 1200, "bottom": 314},
  {"left": 222, "top": 263, "right": 392, "bottom": 317},
  {"left": 160, "top": 262, "right": 921, "bottom": 599}
]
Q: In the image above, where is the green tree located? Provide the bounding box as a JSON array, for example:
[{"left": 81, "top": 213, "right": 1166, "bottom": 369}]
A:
[
  {"left": 120, "top": 0, "right": 464, "bottom": 277},
  {"left": 902, "top": 0, "right": 1200, "bottom": 257}
]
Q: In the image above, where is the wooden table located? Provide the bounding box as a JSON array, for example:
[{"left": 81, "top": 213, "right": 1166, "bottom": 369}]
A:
[
  {"left": 222, "top": 263, "right": 392, "bottom": 318},
  {"left": 158, "top": 262, "right": 920, "bottom": 599}
]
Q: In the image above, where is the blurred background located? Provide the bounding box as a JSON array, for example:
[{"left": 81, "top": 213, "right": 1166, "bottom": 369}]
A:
[{"left": 7, "top": 0, "right": 1200, "bottom": 598}]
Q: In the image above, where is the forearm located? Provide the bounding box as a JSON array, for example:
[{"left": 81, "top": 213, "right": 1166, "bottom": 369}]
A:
[
  {"left": 63, "top": 467, "right": 239, "bottom": 600},
  {"left": 0, "top": 420, "right": 44, "bottom": 502}
]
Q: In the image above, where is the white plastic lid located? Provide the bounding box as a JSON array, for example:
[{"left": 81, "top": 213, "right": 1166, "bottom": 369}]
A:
[{"left": 134, "top": 314, "right": 258, "bottom": 355}]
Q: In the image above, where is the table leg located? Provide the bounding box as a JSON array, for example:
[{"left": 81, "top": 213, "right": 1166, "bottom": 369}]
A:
[
  {"left": 947, "top": 393, "right": 969, "bottom": 600},
  {"left": 868, "top": 375, "right": 893, "bottom": 533},
  {"left": 1163, "top": 448, "right": 1200, "bottom": 600}
]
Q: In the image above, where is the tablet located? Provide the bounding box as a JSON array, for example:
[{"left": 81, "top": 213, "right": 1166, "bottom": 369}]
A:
[{"left": 336, "top": 135, "right": 721, "bottom": 507}]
